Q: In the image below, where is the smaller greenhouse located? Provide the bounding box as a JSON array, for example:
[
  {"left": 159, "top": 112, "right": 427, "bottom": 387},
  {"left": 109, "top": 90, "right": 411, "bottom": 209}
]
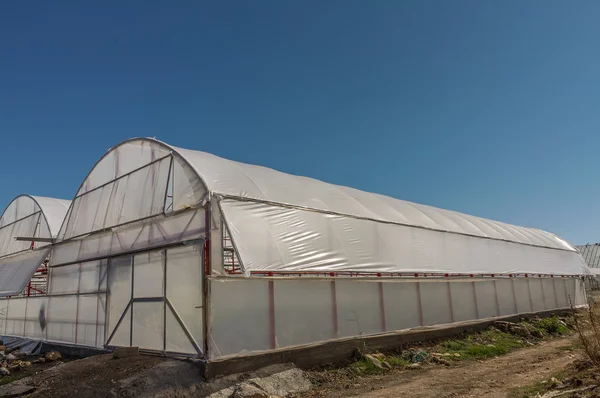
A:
[
  {"left": 0, "top": 139, "right": 590, "bottom": 361},
  {"left": 0, "top": 195, "right": 70, "bottom": 297}
]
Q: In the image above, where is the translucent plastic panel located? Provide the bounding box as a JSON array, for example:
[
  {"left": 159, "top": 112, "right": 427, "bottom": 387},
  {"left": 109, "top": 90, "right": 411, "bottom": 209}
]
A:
[
  {"left": 132, "top": 301, "right": 164, "bottom": 351},
  {"left": 166, "top": 246, "right": 203, "bottom": 347},
  {"left": 274, "top": 280, "right": 334, "bottom": 347},
  {"left": 5, "top": 298, "right": 26, "bottom": 336},
  {"left": 51, "top": 209, "right": 205, "bottom": 267},
  {"left": 495, "top": 279, "right": 518, "bottom": 316},
  {"left": 450, "top": 280, "right": 478, "bottom": 322},
  {"left": 46, "top": 296, "right": 78, "bottom": 344},
  {"left": 109, "top": 306, "right": 131, "bottom": 347},
  {"left": 474, "top": 281, "right": 499, "bottom": 319},
  {"left": 61, "top": 157, "right": 171, "bottom": 240},
  {"left": 80, "top": 260, "right": 105, "bottom": 293},
  {"left": 335, "top": 280, "right": 381, "bottom": 337},
  {"left": 0, "top": 213, "right": 42, "bottom": 257},
  {"left": 529, "top": 279, "right": 546, "bottom": 312},
  {"left": 79, "top": 140, "right": 172, "bottom": 195},
  {"left": 420, "top": 281, "right": 453, "bottom": 326},
  {"left": 0, "top": 249, "right": 50, "bottom": 297},
  {"left": 221, "top": 200, "right": 589, "bottom": 276},
  {"left": 77, "top": 295, "right": 100, "bottom": 346},
  {"left": 209, "top": 279, "right": 270, "bottom": 358},
  {"left": 555, "top": 279, "right": 569, "bottom": 308},
  {"left": 133, "top": 251, "right": 164, "bottom": 298},
  {"left": 49, "top": 264, "right": 80, "bottom": 294},
  {"left": 514, "top": 278, "right": 533, "bottom": 313},
  {"left": 107, "top": 256, "right": 132, "bottom": 342},
  {"left": 542, "top": 279, "right": 558, "bottom": 310},
  {"left": 166, "top": 306, "right": 197, "bottom": 354},
  {"left": 171, "top": 156, "right": 207, "bottom": 212},
  {"left": 382, "top": 281, "right": 421, "bottom": 331},
  {"left": 24, "top": 297, "right": 48, "bottom": 339}
]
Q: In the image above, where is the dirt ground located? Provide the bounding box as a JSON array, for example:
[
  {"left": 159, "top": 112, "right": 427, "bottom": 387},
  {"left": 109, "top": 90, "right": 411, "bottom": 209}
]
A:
[{"left": 306, "top": 336, "right": 581, "bottom": 398}]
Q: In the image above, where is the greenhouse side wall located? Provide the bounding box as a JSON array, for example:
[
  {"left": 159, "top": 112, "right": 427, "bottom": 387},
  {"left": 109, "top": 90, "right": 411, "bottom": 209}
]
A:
[{"left": 207, "top": 276, "right": 586, "bottom": 359}]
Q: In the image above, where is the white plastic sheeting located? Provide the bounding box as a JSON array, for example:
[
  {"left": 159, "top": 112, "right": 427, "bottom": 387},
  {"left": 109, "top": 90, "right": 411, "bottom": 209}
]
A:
[
  {"left": 208, "top": 276, "right": 587, "bottom": 359},
  {"left": 55, "top": 138, "right": 587, "bottom": 277},
  {"left": 173, "top": 144, "right": 573, "bottom": 251},
  {"left": 0, "top": 249, "right": 50, "bottom": 296},
  {"left": 220, "top": 200, "right": 589, "bottom": 275}
]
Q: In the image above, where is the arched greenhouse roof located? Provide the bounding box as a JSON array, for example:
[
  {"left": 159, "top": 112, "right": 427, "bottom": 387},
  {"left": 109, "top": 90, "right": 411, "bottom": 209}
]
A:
[{"left": 57, "top": 138, "right": 589, "bottom": 276}]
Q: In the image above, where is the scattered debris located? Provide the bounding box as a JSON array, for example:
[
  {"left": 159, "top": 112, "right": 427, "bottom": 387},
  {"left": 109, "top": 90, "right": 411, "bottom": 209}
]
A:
[{"left": 0, "top": 368, "right": 9, "bottom": 376}]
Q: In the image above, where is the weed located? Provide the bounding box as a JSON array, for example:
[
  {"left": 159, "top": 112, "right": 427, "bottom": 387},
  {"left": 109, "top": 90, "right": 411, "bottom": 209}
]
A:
[
  {"left": 440, "top": 329, "right": 525, "bottom": 360},
  {"left": 387, "top": 357, "right": 410, "bottom": 367},
  {"left": 348, "top": 358, "right": 382, "bottom": 375},
  {"left": 573, "top": 298, "right": 600, "bottom": 367}
]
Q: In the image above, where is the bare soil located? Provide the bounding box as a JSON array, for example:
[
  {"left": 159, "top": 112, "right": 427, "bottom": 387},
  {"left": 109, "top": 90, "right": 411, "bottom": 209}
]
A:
[{"left": 304, "top": 336, "right": 581, "bottom": 398}]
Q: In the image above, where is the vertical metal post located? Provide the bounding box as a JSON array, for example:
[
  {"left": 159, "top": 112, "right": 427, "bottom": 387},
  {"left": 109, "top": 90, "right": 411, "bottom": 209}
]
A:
[
  {"left": 268, "top": 279, "right": 276, "bottom": 349},
  {"left": 539, "top": 277, "right": 547, "bottom": 310},
  {"left": 416, "top": 281, "right": 424, "bottom": 326},
  {"left": 510, "top": 278, "right": 518, "bottom": 314},
  {"left": 330, "top": 280, "right": 338, "bottom": 337},
  {"left": 472, "top": 281, "right": 480, "bottom": 319},
  {"left": 378, "top": 281, "right": 386, "bottom": 332},
  {"left": 163, "top": 250, "right": 167, "bottom": 353},
  {"left": 130, "top": 255, "right": 135, "bottom": 346},
  {"left": 492, "top": 279, "right": 500, "bottom": 316},
  {"left": 527, "top": 278, "right": 534, "bottom": 312},
  {"left": 447, "top": 281, "right": 455, "bottom": 322}
]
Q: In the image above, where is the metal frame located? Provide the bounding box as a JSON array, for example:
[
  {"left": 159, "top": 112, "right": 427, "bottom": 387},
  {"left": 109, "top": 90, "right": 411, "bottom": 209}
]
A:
[{"left": 104, "top": 244, "right": 205, "bottom": 357}]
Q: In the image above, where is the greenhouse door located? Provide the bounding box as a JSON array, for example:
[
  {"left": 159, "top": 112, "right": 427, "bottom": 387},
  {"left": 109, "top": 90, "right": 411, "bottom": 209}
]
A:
[{"left": 105, "top": 244, "right": 204, "bottom": 356}]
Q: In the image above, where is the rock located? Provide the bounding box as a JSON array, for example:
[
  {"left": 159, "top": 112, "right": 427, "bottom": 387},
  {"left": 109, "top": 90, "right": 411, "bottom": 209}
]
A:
[
  {"left": 371, "top": 353, "right": 386, "bottom": 360},
  {"left": 550, "top": 377, "right": 562, "bottom": 388},
  {"left": 33, "top": 358, "right": 45, "bottom": 364},
  {"left": 0, "top": 367, "right": 9, "bottom": 376},
  {"left": 407, "top": 363, "right": 421, "bottom": 369},
  {"left": 381, "top": 361, "right": 392, "bottom": 370},
  {"left": 453, "top": 353, "right": 461, "bottom": 357},
  {"left": 0, "top": 384, "right": 35, "bottom": 397},
  {"left": 4, "top": 354, "right": 15, "bottom": 361},
  {"left": 0, "top": 346, "right": 6, "bottom": 353},
  {"left": 45, "top": 351, "right": 62, "bottom": 362},
  {"left": 112, "top": 347, "right": 138, "bottom": 359},
  {"left": 245, "top": 367, "right": 312, "bottom": 396},
  {"left": 12, "top": 351, "right": 25, "bottom": 359},
  {"left": 233, "top": 383, "right": 268, "bottom": 398},
  {"left": 364, "top": 354, "right": 384, "bottom": 370}
]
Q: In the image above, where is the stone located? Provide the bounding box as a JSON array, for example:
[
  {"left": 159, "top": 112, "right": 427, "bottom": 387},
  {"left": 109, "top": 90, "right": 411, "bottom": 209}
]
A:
[
  {"left": 364, "top": 354, "right": 384, "bottom": 370},
  {"left": 0, "top": 346, "right": 6, "bottom": 353},
  {"left": 371, "top": 353, "right": 386, "bottom": 360},
  {"left": 12, "top": 352, "right": 25, "bottom": 359},
  {"left": 0, "top": 384, "right": 35, "bottom": 397},
  {"left": 453, "top": 353, "right": 461, "bottom": 357},
  {"left": 45, "top": 351, "right": 62, "bottom": 362},
  {"left": 531, "top": 329, "right": 544, "bottom": 339},
  {"left": 233, "top": 383, "right": 268, "bottom": 398},
  {"left": 407, "top": 363, "right": 421, "bottom": 369},
  {"left": 34, "top": 358, "right": 45, "bottom": 364},
  {"left": 4, "top": 355, "right": 15, "bottom": 361},
  {"left": 113, "top": 347, "right": 139, "bottom": 359},
  {"left": 0, "top": 368, "right": 9, "bottom": 376},
  {"left": 380, "top": 361, "right": 392, "bottom": 370}
]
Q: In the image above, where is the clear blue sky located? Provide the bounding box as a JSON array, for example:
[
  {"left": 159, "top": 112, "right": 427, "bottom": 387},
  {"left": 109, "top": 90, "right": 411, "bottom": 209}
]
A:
[{"left": 1, "top": 1, "right": 599, "bottom": 244}]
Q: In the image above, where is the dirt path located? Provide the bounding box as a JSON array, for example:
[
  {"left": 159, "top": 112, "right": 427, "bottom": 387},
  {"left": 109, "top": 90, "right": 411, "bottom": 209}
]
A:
[{"left": 313, "top": 336, "right": 581, "bottom": 398}]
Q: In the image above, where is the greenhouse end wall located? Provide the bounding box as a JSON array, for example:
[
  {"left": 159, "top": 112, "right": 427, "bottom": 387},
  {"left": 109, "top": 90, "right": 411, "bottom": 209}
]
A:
[{"left": 207, "top": 275, "right": 586, "bottom": 359}]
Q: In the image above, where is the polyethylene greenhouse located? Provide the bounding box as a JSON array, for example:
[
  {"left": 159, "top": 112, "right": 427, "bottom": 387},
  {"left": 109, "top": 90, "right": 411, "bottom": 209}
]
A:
[{"left": 0, "top": 138, "right": 590, "bottom": 360}]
